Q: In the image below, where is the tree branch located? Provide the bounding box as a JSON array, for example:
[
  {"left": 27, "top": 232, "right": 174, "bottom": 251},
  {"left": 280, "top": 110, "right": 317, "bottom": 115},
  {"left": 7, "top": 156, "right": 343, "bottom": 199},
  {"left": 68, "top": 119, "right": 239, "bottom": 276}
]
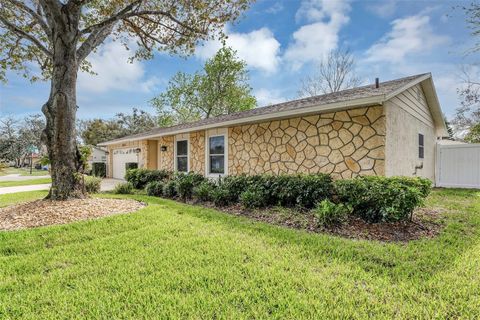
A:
[
  {"left": 0, "top": 15, "right": 52, "bottom": 57},
  {"left": 5, "top": 0, "right": 51, "bottom": 38},
  {"left": 126, "top": 10, "right": 205, "bottom": 35},
  {"left": 80, "top": 0, "right": 143, "bottom": 34},
  {"left": 76, "top": 24, "right": 113, "bottom": 62}
]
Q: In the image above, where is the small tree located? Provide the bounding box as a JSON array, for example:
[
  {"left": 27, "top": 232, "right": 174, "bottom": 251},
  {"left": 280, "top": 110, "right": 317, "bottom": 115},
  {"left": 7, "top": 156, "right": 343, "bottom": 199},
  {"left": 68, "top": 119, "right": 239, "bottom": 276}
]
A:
[
  {"left": 0, "top": 0, "right": 252, "bottom": 200},
  {"left": 297, "top": 47, "right": 361, "bottom": 97},
  {"left": 452, "top": 4, "right": 480, "bottom": 136},
  {"left": 465, "top": 123, "right": 480, "bottom": 143},
  {"left": 151, "top": 46, "right": 256, "bottom": 125}
]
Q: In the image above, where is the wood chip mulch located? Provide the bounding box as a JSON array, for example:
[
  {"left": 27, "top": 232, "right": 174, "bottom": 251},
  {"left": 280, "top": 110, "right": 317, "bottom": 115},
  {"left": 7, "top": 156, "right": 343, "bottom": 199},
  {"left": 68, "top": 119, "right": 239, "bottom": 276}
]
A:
[
  {"left": 0, "top": 198, "right": 145, "bottom": 231},
  {"left": 197, "top": 201, "right": 444, "bottom": 242}
]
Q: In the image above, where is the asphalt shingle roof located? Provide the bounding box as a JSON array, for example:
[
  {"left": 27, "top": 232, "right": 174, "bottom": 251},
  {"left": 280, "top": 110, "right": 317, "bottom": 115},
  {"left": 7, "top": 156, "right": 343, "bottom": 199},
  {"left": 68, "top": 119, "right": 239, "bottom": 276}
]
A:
[{"left": 100, "top": 73, "right": 428, "bottom": 145}]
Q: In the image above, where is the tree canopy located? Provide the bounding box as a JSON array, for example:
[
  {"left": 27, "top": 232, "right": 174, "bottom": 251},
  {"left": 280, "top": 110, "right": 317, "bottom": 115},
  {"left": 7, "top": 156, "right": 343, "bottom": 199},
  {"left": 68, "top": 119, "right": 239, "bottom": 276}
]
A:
[
  {"left": 79, "top": 108, "right": 158, "bottom": 145},
  {"left": 151, "top": 46, "right": 257, "bottom": 126}
]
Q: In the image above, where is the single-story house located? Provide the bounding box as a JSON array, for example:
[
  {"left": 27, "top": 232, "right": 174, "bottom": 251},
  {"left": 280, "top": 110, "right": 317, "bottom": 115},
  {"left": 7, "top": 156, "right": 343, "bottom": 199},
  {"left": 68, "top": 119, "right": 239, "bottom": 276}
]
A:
[
  {"left": 99, "top": 73, "right": 448, "bottom": 182},
  {"left": 88, "top": 146, "right": 108, "bottom": 165}
]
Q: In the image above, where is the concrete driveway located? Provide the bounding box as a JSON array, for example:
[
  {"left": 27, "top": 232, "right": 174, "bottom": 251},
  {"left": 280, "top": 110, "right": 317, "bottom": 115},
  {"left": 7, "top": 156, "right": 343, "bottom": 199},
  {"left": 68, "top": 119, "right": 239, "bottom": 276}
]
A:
[{"left": 0, "top": 178, "right": 124, "bottom": 195}]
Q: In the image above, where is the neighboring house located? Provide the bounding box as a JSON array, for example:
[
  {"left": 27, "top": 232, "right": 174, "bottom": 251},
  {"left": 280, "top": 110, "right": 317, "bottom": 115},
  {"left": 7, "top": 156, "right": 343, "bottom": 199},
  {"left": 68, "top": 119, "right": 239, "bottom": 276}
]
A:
[
  {"left": 91, "top": 146, "right": 108, "bottom": 163},
  {"left": 87, "top": 146, "right": 108, "bottom": 170},
  {"left": 99, "top": 73, "right": 448, "bottom": 182}
]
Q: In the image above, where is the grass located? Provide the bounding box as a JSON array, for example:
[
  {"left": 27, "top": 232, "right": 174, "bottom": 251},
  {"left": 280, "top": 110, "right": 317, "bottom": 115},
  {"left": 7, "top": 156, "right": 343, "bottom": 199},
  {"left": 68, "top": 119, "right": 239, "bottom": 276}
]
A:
[
  {"left": 0, "top": 190, "right": 48, "bottom": 207},
  {"left": 0, "top": 167, "right": 49, "bottom": 177},
  {"left": 0, "top": 178, "right": 51, "bottom": 188},
  {"left": 0, "top": 188, "right": 479, "bottom": 318}
]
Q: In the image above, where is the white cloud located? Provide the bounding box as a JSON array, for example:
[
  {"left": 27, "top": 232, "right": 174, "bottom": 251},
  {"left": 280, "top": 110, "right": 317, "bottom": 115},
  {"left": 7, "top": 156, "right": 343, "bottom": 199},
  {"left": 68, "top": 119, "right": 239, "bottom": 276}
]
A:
[
  {"left": 78, "top": 41, "right": 159, "bottom": 93},
  {"left": 255, "top": 88, "right": 287, "bottom": 106},
  {"left": 365, "top": 14, "right": 449, "bottom": 63},
  {"left": 285, "top": 0, "right": 351, "bottom": 69},
  {"left": 367, "top": 0, "right": 397, "bottom": 18},
  {"left": 196, "top": 28, "right": 281, "bottom": 73},
  {"left": 265, "top": 2, "right": 284, "bottom": 14}
]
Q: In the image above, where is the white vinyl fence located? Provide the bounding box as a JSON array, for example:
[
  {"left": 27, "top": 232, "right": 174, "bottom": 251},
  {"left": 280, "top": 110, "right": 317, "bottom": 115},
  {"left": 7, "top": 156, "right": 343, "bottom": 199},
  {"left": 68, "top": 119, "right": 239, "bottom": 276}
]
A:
[{"left": 436, "top": 143, "right": 480, "bottom": 189}]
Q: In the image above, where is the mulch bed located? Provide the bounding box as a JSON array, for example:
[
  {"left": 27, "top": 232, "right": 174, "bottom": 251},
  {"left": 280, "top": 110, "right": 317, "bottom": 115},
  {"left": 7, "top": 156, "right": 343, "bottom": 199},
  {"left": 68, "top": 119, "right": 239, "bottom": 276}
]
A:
[
  {"left": 0, "top": 198, "right": 145, "bottom": 231},
  {"left": 198, "top": 201, "right": 444, "bottom": 242}
]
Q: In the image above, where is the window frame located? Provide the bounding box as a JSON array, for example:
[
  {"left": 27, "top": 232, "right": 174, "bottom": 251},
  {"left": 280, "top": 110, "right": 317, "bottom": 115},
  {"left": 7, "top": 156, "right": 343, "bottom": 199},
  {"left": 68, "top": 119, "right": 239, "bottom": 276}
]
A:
[
  {"left": 175, "top": 138, "right": 189, "bottom": 172},
  {"left": 205, "top": 129, "right": 228, "bottom": 178},
  {"left": 418, "top": 133, "right": 425, "bottom": 159}
]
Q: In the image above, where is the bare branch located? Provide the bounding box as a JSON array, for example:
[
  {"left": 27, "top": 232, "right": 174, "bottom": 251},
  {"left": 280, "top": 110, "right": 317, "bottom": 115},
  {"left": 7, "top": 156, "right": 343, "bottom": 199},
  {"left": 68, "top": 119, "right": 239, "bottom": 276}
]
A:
[
  {"left": 0, "top": 15, "right": 52, "bottom": 57},
  {"left": 297, "top": 47, "right": 361, "bottom": 98}
]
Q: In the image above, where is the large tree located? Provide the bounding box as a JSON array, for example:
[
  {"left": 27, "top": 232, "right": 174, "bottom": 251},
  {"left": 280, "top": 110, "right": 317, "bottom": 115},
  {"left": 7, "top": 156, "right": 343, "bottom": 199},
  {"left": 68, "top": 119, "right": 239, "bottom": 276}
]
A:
[
  {"left": 151, "top": 46, "right": 256, "bottom": 125},
  {"left": 0, "top": 0, "right": 252, "bottom": 199},
  {"left": 297, "top": 47, "right": 361, "bottom": 97},
  {"left": 79, "top": 108, "right": 157, "bottom": 145}
]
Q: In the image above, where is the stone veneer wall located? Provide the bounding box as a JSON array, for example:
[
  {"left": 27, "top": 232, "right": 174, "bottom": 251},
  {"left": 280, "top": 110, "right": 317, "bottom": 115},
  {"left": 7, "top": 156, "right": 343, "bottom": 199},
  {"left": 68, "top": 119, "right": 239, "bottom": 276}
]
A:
[
  {"left": 228, "top": 106, "right": 385, "bottom": 178},
  {"left": 158, "top": 136, "right": 174, "bottom": 171},
  {"left": 190, "top": 131, "right": 205, "bottom": 174}
]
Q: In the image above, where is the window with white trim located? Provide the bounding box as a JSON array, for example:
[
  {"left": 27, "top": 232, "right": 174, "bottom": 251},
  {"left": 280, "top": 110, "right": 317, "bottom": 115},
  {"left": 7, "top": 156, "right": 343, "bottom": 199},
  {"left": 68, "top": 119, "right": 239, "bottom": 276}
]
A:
[
  {"left": 418, "top": 133, "right": 424, "bottom": 159},
  {"left": 176, "top": 140, "right": 188, "bottom": 172},
  {"left": 208, "top": 135, "right": 225, "bottom": 174}
]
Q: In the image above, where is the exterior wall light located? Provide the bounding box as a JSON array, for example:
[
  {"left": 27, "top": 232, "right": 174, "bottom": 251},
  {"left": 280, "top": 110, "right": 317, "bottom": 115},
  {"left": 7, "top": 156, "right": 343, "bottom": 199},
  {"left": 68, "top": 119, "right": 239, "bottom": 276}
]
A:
[{"left": 160, "top": 146, "right": 167, "bottom": 152}]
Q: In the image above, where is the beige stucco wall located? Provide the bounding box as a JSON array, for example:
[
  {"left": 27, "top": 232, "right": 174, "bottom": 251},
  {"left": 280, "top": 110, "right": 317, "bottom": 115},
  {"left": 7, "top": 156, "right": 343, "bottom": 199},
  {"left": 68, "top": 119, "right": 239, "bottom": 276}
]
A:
[
  {"left": 385, "top": 84, "right": 436, "bottom": 180},
  {"left": 228, "top": 106, "right": 386, "bottom": 178}
]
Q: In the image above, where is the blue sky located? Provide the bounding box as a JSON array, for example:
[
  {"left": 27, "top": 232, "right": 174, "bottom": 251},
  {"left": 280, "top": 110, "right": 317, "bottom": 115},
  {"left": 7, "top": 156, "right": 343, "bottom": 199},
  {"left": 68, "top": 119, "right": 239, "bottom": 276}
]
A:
[{"left": 0, "top": 0, "right": 476, "bottom": 120}]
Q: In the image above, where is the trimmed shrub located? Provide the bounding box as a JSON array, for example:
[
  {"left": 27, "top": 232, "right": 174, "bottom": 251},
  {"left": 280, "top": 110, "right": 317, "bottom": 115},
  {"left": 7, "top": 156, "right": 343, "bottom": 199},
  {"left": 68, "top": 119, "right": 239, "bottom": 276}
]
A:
[
  {"left": 175, "top": 172, "right": 206, "bottom": 202},
  {"left": 91, "top": 162, "right": 106, "bottom": 177},
  {"left": 212, "top": 187, "right": 231, "bottom": 207},
  {"left": 334, "top": 176, "right": 432, "bottom": 223},
  {"left": 314, "top": 199, "right": 350, "bottom": 227},
  {"left": 193, "top": 180, "right": 216, "bottom": 202},
  {"left": 210, "top": 173, "right": 333, "bottom": 209},
  {"left": 163, "top": 180, "right": 177, "bottom": 198},
  {"left": 273, "top": 173, "right": 333, "bottom": 209},
  {"left": 146, "top": 181, "right": 164, "bottom": 197},
  {"left": 84, "top": 176, "right": 101, "bottom": 193},
  {"left": 113, "top": 182, "right": 134, "bottom": 195},
  {"left": 125, "top": 168, "right": 171, "bottom": 189},
  {"left": 240, "top": 187, "right": 266, "bottom": 209}
]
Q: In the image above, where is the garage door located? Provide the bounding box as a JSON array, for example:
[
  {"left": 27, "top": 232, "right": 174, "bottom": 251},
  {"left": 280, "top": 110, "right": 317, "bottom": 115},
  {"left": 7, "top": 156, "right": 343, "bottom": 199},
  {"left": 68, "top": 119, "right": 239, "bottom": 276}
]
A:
[{"left": 112, "top": 148, "right": 138, "bottom": 180}]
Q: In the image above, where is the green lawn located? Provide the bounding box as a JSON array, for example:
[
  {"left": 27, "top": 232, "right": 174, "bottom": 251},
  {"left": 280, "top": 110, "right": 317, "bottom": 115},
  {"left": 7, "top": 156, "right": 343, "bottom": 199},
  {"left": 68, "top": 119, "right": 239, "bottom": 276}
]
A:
[
  {"left": 0, "top": 178, "right": 51, "bottom": 188},
  {"left": 0, "top": 167, "right": 49, "bottom": 177},
  {"left": 0, "top": 189, "right": 479, "bottom": 318}
]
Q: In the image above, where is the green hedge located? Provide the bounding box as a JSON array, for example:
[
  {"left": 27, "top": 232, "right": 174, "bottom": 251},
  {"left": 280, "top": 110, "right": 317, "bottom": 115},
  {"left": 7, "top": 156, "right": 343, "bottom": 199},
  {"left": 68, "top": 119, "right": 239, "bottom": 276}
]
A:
[
  {"left": 136, "top": 168, "right": 432, "bottom": 223},
  {"left": 91, "top": 162, "right": 106, "bottom": 178},
  {"left": 216, "top": 173, "right": 333, "bottom": 209},
  {"left": 125, "top": 168, "right": 171, "bottom": 189},
  {"left": 334, "top": 176, "right": 432, "bottom": 223}
]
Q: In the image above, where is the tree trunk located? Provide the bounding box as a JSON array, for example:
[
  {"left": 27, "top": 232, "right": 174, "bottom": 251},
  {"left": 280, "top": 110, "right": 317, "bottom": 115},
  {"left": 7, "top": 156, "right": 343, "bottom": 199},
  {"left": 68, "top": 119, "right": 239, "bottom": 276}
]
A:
[{"left": 41, "top": 7, "right": 84, "bottom": 200}]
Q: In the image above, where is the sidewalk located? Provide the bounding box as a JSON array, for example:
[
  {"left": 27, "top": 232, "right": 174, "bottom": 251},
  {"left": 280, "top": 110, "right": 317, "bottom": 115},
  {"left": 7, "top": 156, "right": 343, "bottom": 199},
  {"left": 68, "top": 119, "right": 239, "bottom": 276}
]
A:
[
  {"left": 0, "top": 179, "right": 123, "bottom": 195},
  {"left": 0, "top": 184, "right": 51, "bottom": 195}
]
